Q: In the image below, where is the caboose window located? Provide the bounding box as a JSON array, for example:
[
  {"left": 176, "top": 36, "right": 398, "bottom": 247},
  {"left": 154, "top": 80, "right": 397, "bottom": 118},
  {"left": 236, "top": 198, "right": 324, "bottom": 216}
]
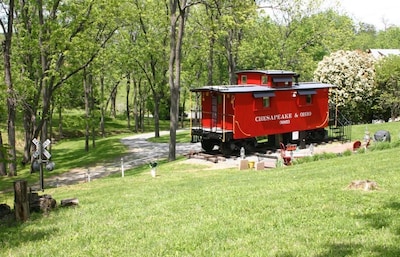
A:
[
  {"left": 272, "top": 77, "right": 292, "bottom": 87},
  {"left": 261, "top": 75, "right": 268, "bottom": 84},
  {"left": 217, "top": 95, "right": 222, "bottom": 104},
  {"left": 253, "top": 92, "right": 274, "bottom": 110},
  {"left": 306, "top": 94, "right": 312, "bottom": 104},
  {"left": 241, "top": 75, "right": 247, "bottom": 84},
  {"left": 263, "top": 97, "right": 270, "bottom": 108},
  {"left": 297, "top": 90, "right": 316, "bottom": 106}
]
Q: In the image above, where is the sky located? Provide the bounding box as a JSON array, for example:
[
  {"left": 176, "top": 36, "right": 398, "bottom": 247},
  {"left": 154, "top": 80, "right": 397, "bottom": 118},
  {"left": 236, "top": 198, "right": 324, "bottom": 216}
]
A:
[{"left": 338, "top": 0, "right": 400, "bottom": 30}]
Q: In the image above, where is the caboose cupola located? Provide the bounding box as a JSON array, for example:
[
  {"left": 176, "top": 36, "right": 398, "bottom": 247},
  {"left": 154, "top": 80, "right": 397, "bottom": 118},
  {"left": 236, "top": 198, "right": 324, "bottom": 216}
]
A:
[{"left": 236, "top": 70, "right": 297, "bottom": 88}]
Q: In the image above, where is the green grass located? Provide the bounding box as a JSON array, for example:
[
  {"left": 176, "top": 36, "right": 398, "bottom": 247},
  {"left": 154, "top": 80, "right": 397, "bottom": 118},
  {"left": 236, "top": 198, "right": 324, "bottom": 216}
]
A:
[
  {"left": 1, "top": 122, "right": 400, "bottom": 256},
  {"left": 2, "top": 147, "right": 400, "bottom": 256}
]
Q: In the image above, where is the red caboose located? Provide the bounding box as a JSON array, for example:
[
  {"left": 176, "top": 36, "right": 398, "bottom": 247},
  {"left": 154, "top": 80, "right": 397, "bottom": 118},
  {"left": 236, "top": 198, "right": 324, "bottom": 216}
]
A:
[{"left": 190, "top": 70, "right": 335, "bottom": 155}]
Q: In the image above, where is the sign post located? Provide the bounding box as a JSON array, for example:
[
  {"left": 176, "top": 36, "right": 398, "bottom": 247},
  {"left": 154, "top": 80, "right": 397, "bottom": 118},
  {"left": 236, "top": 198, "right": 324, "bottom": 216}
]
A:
[{"left": 32, "top": 138, "right": 53, "bottom": 191}]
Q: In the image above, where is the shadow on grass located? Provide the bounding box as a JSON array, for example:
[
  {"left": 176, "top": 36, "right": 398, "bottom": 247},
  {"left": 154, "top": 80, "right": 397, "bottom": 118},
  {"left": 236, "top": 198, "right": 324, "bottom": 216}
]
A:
[
  {"left": 51, "top": 136, "right": 128, "bottom": 171},
  {"left": 0, "top": 213, "right": 60, "bottom": 249},
  {"left": 315, "top": 243, "right": 361, "bottom": 257},
  {"left": 317, "top": 243, "right": 400, "bottom": 257},
  {"left": 316, "top": 199, "right": 400, "bottom": 257},
  {"left": 356, "top": 200, "right": 400, "bottom": 234}
]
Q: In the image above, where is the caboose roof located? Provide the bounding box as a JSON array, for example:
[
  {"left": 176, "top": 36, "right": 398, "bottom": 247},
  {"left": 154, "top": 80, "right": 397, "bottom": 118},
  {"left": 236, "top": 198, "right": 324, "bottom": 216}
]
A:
[
  {"left": 235, "top": 70, "right": 296, "bottom": 76},
  {"left": 190, "top": 82, "right": 335, "bottom": 93}
]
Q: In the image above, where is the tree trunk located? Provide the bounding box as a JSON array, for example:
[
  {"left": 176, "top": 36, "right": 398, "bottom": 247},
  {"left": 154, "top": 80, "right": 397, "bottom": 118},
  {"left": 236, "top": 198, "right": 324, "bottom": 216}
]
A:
[
  {"left": 168, "top": 1, "right": 177, "bottom": 161},
  {"left": 153, "top": 94, "right": 160, "bottom": 138},
  {"left": 168, "top": 0, "right": 187, "bottom": 161},
  {"left": 84, "top": 68, "right": 90, "bottom": 152},
  {"left": 226, "top": 30, "right": 236, "bottom": 85},
  {"left": 207, "top": 35, "right": 215, "bottom": 85},
  {"left": 0, "top": 131, "right": 6, "bottom": 176},
  {"left": 90, "top": 73, "right": 95, "bottom": 148},
  {"left": 100, "top": 76, "right": 106, "bottom": 137},
  {"left": 19, "top": 0, "right": 40, "bottom": 166},
  {"left": 37, "top": 0, "right": 51, "bottom": 142},
  {"left": 58, "top": 102, "right": 63, "bottom": 140},
  {"left": 22, "top": 109, "right": 36, "bottom": 168},
  {"left": 2, "top": 0, "right": 17, "bottom": 176},
  {"left": 14, "top": 180, "right": 29, "bottom": 222},
  {"left": 110, "top": 86, "right": 117, "bottom": 119},
  {"left": 126, "top": 73, "right": 131, "bottom": 129},
  {"left": 49, "top": 100, "right": 54, "bottom": 152},
  {"left": 180, "top": 88, "right": 186, "bottom": 128},
  {"left": 133, "top": 76, "right": 139, "bottom": 133},
  {"left": 140, "top": 99, "right": 145, "bottom": 132}
]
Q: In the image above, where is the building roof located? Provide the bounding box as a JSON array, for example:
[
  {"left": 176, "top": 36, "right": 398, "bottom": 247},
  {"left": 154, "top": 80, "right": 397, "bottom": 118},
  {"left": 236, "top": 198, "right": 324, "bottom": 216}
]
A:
[{"left": 367, "top": 49, "right": 400, "bottom": 58}]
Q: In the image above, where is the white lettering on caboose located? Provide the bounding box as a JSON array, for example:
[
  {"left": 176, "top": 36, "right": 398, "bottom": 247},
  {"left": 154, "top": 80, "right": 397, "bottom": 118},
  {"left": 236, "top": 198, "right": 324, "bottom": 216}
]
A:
[
  {"left": 255, "top": 112, "right": 313, "bottom": 123},
  {"left": 300, "top": 111, "right": 312, "bottom": 117},
  {"left": 255, "top": 113, "right": 292, "bottom": 122}
]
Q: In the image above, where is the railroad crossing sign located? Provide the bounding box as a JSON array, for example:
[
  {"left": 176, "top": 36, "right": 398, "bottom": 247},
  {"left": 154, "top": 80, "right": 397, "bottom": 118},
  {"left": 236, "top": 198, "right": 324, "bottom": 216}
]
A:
[
  {"left": 32, "top": 138, "right": 51, "bottom": 160},
  {"left": 32, "top": 138, "right": 54, "bottom": 191}
]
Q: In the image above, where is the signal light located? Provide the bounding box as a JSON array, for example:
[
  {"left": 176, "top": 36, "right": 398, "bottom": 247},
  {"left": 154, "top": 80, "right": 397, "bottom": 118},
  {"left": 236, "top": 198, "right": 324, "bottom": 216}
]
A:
[
  {"left": 46, "top": 161, "right": 55, "bottom": 171},
  {"left": 32, "top": 160, "right": 41, "bottom": 172}
]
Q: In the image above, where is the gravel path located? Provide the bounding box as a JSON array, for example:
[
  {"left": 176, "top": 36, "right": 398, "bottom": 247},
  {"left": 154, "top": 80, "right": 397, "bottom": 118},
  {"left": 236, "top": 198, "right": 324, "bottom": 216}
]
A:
[{"left": 33, "top": 130, "right": 202, "bottom": 189}]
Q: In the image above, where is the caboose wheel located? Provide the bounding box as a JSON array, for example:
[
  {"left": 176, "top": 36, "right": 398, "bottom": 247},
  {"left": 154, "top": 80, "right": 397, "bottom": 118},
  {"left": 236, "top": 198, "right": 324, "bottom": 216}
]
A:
[
  {"left": 244, "top": 138, "right": 257, "bottom": 153},
  {"left": 201, "top": 139, "right": 216, "bottom": 152},
  {"left": 220, "top": 142, "right": 234, "bottom": 156}
]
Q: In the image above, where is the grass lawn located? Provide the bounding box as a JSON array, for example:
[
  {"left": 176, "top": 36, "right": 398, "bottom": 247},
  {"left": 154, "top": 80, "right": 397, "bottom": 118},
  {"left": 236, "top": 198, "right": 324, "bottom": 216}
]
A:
[
  {"left": 1, "top": 145, "right": 400, "bottom": 256},
  {"left": 1, "top": 122, "right": 400, "bottom": 256}
]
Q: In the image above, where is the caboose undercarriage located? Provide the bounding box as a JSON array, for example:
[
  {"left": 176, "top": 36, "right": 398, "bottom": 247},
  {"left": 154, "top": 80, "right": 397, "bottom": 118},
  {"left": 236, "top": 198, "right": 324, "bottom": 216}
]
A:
[
  {"left": 192, "top": 128, "right": 328, "bottom": 155},
  {"left": 193, "top": 128, "right": 256, "bottom": 155}
]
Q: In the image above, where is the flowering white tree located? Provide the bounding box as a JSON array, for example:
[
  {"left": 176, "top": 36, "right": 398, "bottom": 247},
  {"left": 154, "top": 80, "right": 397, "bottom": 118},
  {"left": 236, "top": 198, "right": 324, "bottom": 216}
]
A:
[{"left": 314, "top": 50, "right": 376, "bottom": 122}]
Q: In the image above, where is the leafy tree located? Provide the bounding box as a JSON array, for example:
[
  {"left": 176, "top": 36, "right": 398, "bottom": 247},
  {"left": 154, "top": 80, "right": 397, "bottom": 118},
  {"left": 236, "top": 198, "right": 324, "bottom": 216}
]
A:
[
  {"left": 238, "top": 15, "right": 280, "bottom": 70},
  {"left": 184, "top": 4, "right": 225, "bottom": 86},
  {"left": 375, "top": 27, "right": 400, "bottom": 49},
  {"left": 374, "top": 55, "right": 400, "bottom": 121},
  {"left": 252, "top": 0, "right": 355, "bottom": 79},
  {"left": 129, "top": 0, "right": 170, "bottom": 138},
  {"left": 213, "top": 0, "right": 257, "bottom": 84},
  {"left": 350, "top": 22, "right": 378, "bottom": 51},
  {"left": 12, "top": 0, "right": 123, "bottom": 163},
  {"left": 314, "top": 50, "right": 376, "bottom": 123}
]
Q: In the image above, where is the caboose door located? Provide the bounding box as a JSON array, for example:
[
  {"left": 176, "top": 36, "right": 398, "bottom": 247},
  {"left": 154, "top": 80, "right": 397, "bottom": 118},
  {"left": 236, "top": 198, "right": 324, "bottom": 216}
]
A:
[{"left": 211, "top": 94, "right": 218, "bottom": 132}]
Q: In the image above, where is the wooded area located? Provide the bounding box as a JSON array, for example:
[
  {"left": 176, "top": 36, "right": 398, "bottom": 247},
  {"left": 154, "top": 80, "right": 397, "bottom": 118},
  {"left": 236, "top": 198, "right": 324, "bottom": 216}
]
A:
[{"left": 0, "top": 0, "right": 399, "bottom": 177}]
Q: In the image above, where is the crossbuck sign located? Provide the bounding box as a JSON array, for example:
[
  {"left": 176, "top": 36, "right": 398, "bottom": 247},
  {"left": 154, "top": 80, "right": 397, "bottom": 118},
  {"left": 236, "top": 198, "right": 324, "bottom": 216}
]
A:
[{"left": 32, "top": 138, "right": 51, "bottom": 159}]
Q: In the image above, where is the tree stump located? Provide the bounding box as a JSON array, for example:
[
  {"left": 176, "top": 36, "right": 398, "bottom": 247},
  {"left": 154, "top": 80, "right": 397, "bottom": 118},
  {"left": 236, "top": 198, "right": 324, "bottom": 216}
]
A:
[
  {"left": 29, "top": 192, "right": 57, "bottom": 214},
  {"left": 40, "top": 195, "right": 57, "bottom": 214},
  {"left": 14, "top": 180, "right": 30, "bottom": 222},
  {"left": 0, "top": 204, "right": 12, "bottom": 219},
  {"left": 61, "top": 198, "right": 79, "bottom": 207},
  {"left": 347, "top": 180, "right": 378, "bottom": 191}
]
